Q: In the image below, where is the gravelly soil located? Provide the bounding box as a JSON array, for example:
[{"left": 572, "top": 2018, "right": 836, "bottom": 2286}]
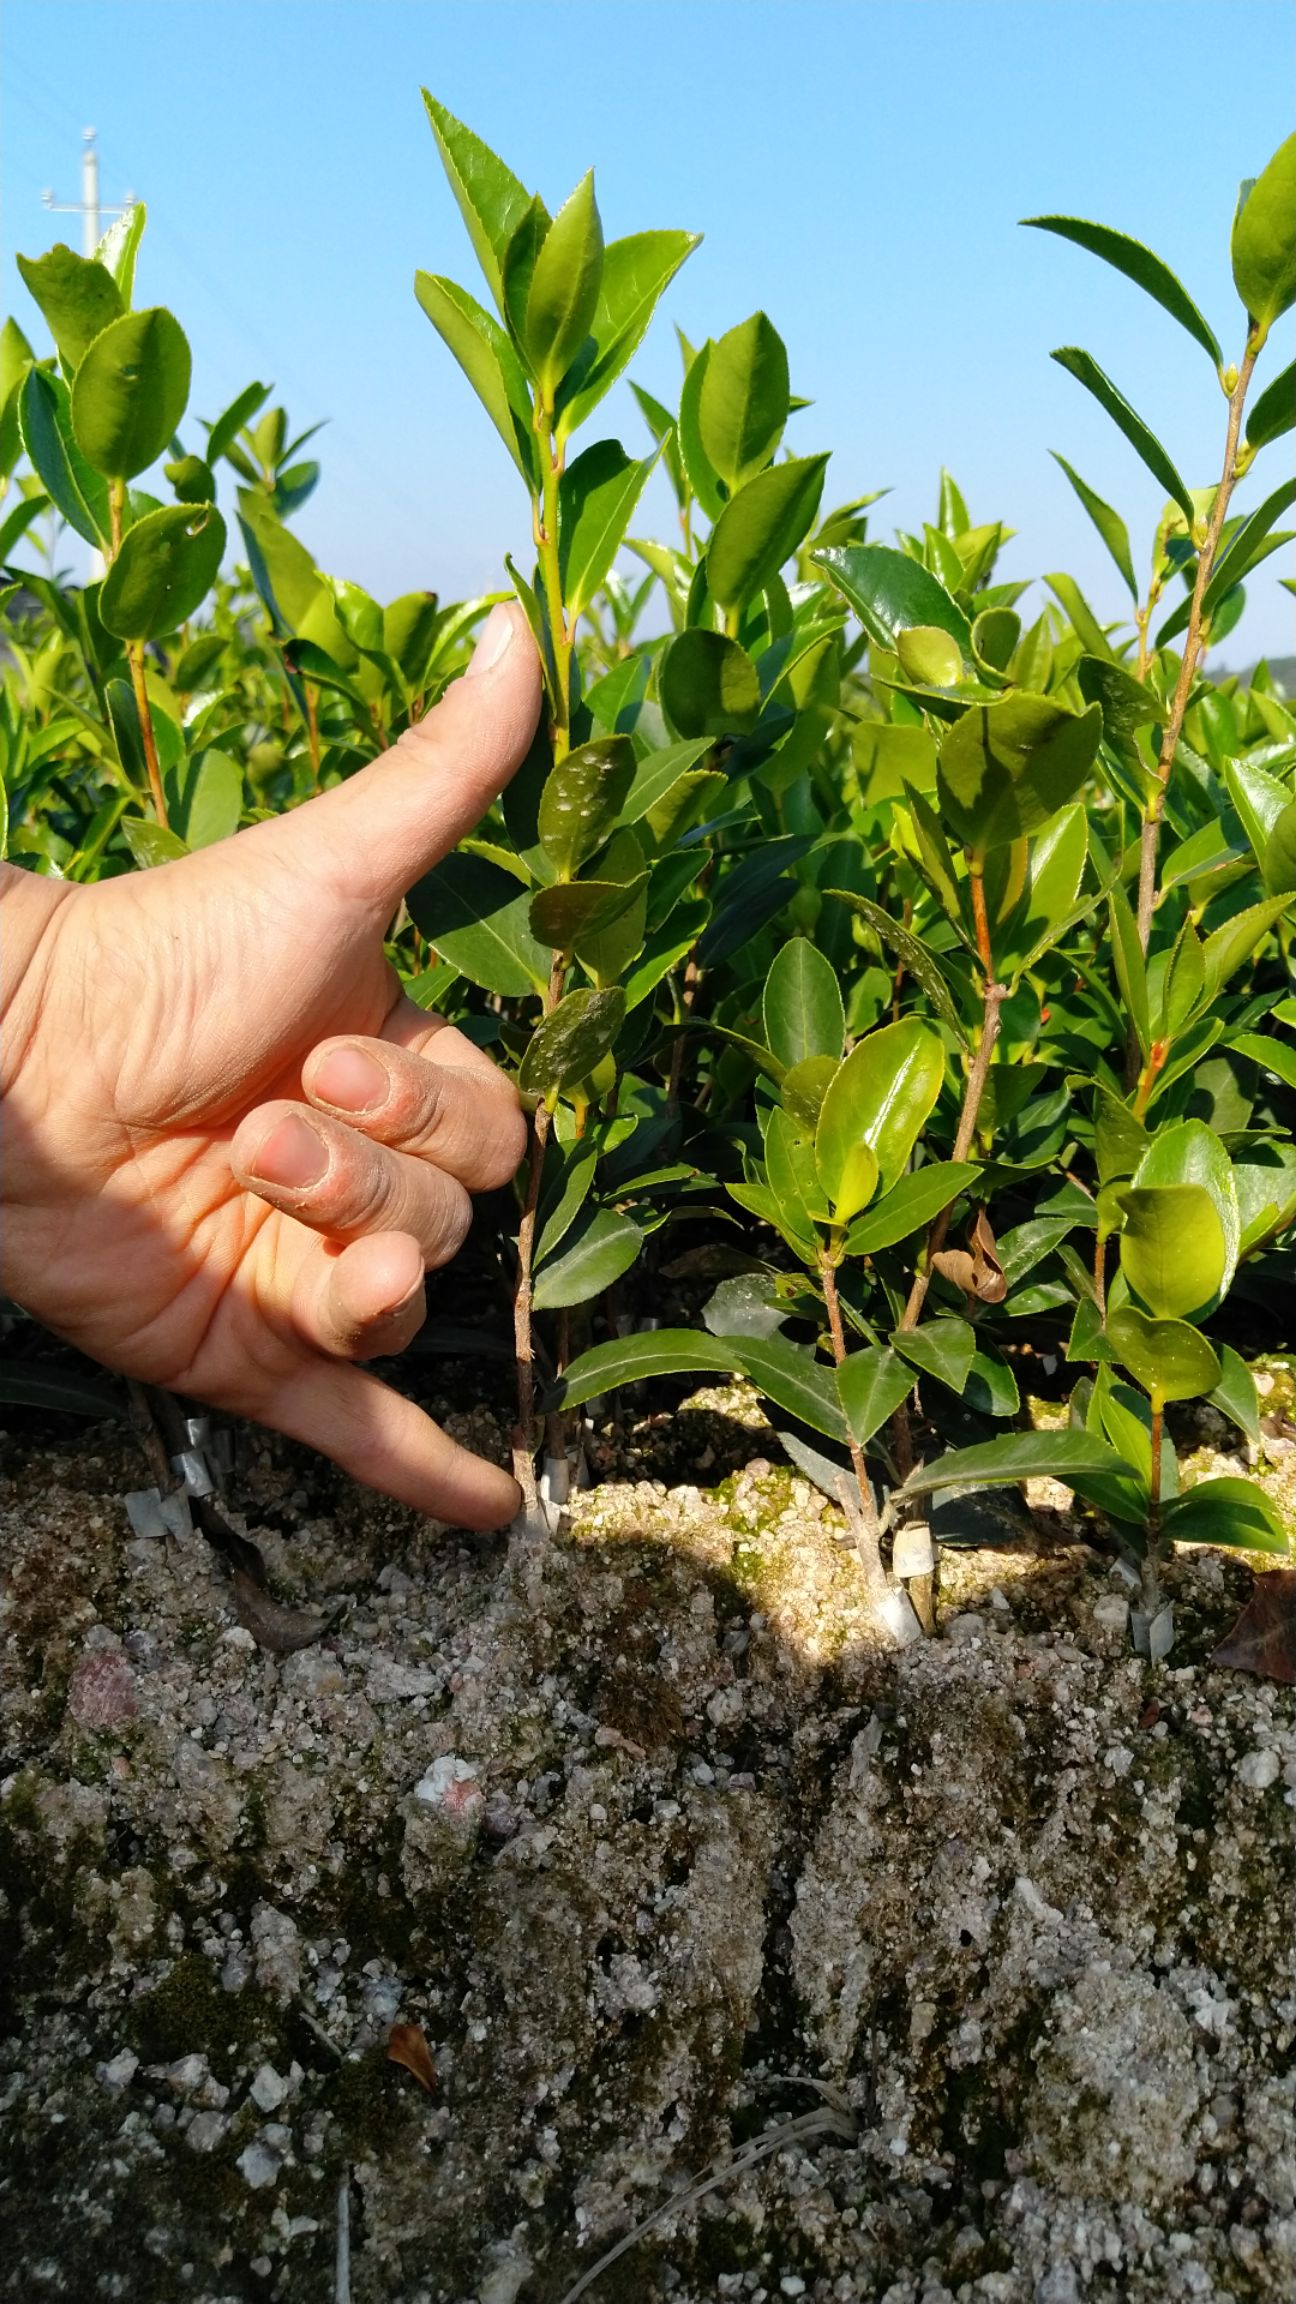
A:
[{"left": 1, "top": 1374, "right": 1294, "bottom": 2304}]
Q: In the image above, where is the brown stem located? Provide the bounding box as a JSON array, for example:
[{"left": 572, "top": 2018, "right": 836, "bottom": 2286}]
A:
[
  {"left": 1093, "top": 1228, "right": 1108, "bottom": 1319},
  {"left": 128, "top": 639, "right": 169, "bottom": 827},
  {"left": 818, "top": 1249, "right": 887, "bottom": 1597},
  {"left": 666, "top": 948, "right": 702, "bottom": 1111},
  {"left": 1132, "top": 1037, "right": 1169, "bottom": 1122},
  {"left": 899, "top": 977, "right": 1007, "bottom": 1332},
  {"left": 1135, "top": 340, "right": 1259, "bottom": 949},
  {"left": 969, "top": 860, "right": 993, "bottom": 974},
  {"left": 1141, "top": 1392, "right": 1165, "bottom": 1617},
  {"left": 511, "top": 1103, "right": 551, "bottom": 1509},
  {"left": 305, "top": 682, "right": 321, "bottom": 782}
]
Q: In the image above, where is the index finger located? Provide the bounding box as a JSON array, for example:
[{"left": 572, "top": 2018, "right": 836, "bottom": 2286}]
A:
[{"left": 302, "top": 1034, "right": 526, "bottom": 1191}]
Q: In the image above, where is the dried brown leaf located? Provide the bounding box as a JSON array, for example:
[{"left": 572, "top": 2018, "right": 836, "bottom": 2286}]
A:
[
  {"left": 387, "top": 2022, "right": 436, "bottom": 2092},
  {"left": 231, "top": 1567, "right": 333, "bottom": 1655},
  {"left": 931, "top": 1204, "right": 1007, "bottom": 1304},
  {"left": 1211, "top": 1568, "right": 1296, "bottom": 1685}
]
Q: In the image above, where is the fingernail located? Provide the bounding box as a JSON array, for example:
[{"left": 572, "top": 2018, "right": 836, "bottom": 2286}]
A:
[
  {"left": 249, "top": 1113, "right": 328, "bottom": 1189},
  {"left": 465, "top": 602, "right": 515, "bottom": 680},
  {"left": 314, "top": 1046, "right": 388, "bottom": 1112}
]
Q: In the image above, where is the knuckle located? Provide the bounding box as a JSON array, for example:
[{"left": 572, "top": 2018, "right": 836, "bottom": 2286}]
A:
[{"left": 422, "top": 1178, "right": 472, "bottom": 1268}]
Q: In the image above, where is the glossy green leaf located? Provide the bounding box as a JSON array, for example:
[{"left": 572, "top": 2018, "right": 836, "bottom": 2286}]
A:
[
  {"left": 414, "top": 271, "right": 537, "bottom": 484},
  {"left": 1107, "top": 1306, "right": 1221, "bottom": 1402},
  {"left": 970, "top": 608, "right": 1020, "bottom": 677},
  {"left": 121, "top": 817, "right": 189, "bottom": 868},
  {"left": 780, "top": 1055, "right": 840, "bottom": 1136},
  {"left": 676, "top": 341, "right": 727, "bottom": 522},
  {"left": 763, "top": 937, "right": 844, "bottom": 1070},
  {"left": 937, "top": 692, "right": 1102, "bottom": 853},
  {"left": 1246, "top": 356, "right": 1296, "bottom": 450},
  {"left": 659, "top": 628, "right": 761, "bottom": 738},
  {"left": 17, "top": 367, "right": 109, "bottom": 545},
  {"left": 837, "top": 1345, "right": 916, "bottom": 1447},
  {"left": 898, "top": 1428, "right": 1145, "bottom": 1510},
  {"left": 1223, "top": 751, "right": 1291, "bottom": 864},
  {"left": 1158, "top": 920, "right": 1205, "bottom": 1038},
  {"left": 643, "top": 768, "right": 725, "bottom": 850},
  {"left": 816, "top": 1017, "right": 945, "bottom": 1221},
  {"left": 559, "top": 230, "right": 701, "bottom": 433},
  {"left": 1003, "top": 801, "right": 1088, "bottom": 975},
  {"left": 1203, "top": 478, "right": 1296, "bottom": 616},
  {"left": 535, "top": 1137, "right": 600, "bottom": 1266},
  {"left": 1050, "top": 347, "right": 1194, "bottom": 525},
  {"left": 696, "top": 311, "right": 789, "bottom": 489},
  {"left": 165, "top": 452, "right": 215, "bottom": 504},
  {"left": 16, "top": 245, "right": 122, "bottom": 369},
  {"left": 824, "top": 890, "right": 965, "bottom": 1038},
  {"left": 966, "top": 1348, "right": 1021, "bottom": 1420},
  {"left": 896, "top": 624, "right": 962, "bottom": 686},
  {"left": 1024, "top": 215, "right": 1222, "bottom": 367},
  {"left": 845, "top": 1163, "right": 981, "bottom": 1256},
  {"left": 1162, "top": 1476, "right": 1287, "bottom": 1552},
  {"left": 533, "top": 1205, "right": 643, "bottom": 1311},
  {"left": 537, "top": 735, "right": 636, "bottom": 878},
  {"left": 421, "top": 92, "right": 531, "bottom": 313},
  {"left": 707, "top": 455, "right": 829, "bottom": 614},
  {"left": 407, "top": 851, "right": 550, "bottom": 996},
  {"left": 71, "top": 308, "right": 191, "bottom": 479},
  {"left": 812, "top": 541, "right": 971, "bottom": 656},
  {"left": 530, "top": 874, "right": 645, "bottom": 950},
  {"left": 891, "top": 1317, "right": 976, "bottom": 1397},
  {"left": 1133, "top": 1120, "right": 1239, "bottom": 1291},
  {"left": 1232, "top": 1148, "right": 1296, "bottom": 1254},
  {"left": 1231, "top": 1032, "right": 1296, "bottom": 1095},
  {"left": 617, "top": 739, "right": 714, "bottom": 826},
  {"left": 1107, "top": 880, "right": 1150, "bottom": 1056},
  {"left": 204, "top": 379, "right": 270, "bottom": 465},
  {"left": 168, "top": 746, "right": 243, "bottom": 848},
  {"left": 1203, "top": 891, "right": 1291, "bottom": 980},
  {"left": 94, "top": 199, "right": 146, "bottom": 306},
  {"left": 1208, "top": 1345, "right": 1261, "bottom": 1446},
  {"left": 550, "top": 1327, "right": 741, "bottom": 1408},
  {"left": 519, "top": 986, "right": 625, "bottom": 1097},
  {"left": 1231, "top": 134, "right": 1296, "bottom": 339},
  {"left": 1044, "top": 570, "right": 1117, "bottom": 659},
  {"left": 524, "top": 170, "right": 603, "bottom": 395},
  {"left": 1050, "top": 453, "right": 1139, "bottom": 599},
  {"left": 99, "top": 502, "right": 225, "bottom": 640},
  {"left": 737, "top": 1335, "right": 848, "bottom": 1442},
  {"left": 500, "top": 194, "right": 551, "bottom": 351},
  {"left": 1075, "top": 654, "right": 1158, "bottom": 742},
  {"left": 1117, "top": 1183, "right": 1227, "bottom": 1320},
  {"left": 558, "top": 440, "right": 653, "bottom": 617}
]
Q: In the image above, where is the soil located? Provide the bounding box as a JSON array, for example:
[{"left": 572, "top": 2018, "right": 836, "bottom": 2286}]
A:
[{"left": 1, "top": 1362, "right": 1294, "bottom": 2304}]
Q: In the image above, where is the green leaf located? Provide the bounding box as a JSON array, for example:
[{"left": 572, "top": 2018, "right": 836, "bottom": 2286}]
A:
[
  {"left": 414, "top": 271, "right": 537, "bottom": 485},
  {"left": 966, "top": 1348, "right": 1021, "bottom": 1419},
  {"left": 737, "top": 1335, "right": 848, "bottom": 1442},
  {"left": 659, "top": 628, "right": 761, "bottom": 738},
  {"left": 897, "top": 624, "right": 963, "bottom": 686},
  {"left": 518, "top": 986, "right": 625, "bottom": 1097},
  {"left": 533, "top": 1205, "right": 643, "bottom": 1311},
  {"left": 816, "top": 1017, "right": 945, "bottom": 1221},
  {"left": 16, "top": 245, "right": 122, "bottom": 369},
  {"left": 421, "top": 92, "right": 532, "bottom": 313},
  {"left": 1223, "top": 751, "right": 1291, "bottom": 864},
  {"left": 837, "top": 1345, "right": 916, "bottom": 1447},
  {"left": 500, "top": 193, "right": 551, "bottom": 349},
  {"left": 1208, "top": 1344, "right": 1261, "bottom": 1446},
  {"left": 1231, "top": 134, "right": 1296, "bottom": 340},
  {"left": 1050, "top": 347, "right": 1194, "bottom": 525},
  {"left": 1203, "top": 891, "right": 1291, "bottom": 981},
  {"left": 99, "top": 502, "right": 225, "bottom": 640},
  {"left": 1162, "top": 1476, "right": 1287, "bottom": 1552},
  {"left": 1023, "top": 215, "right": 1222, "bottom": 367},
  {"left": 205, "top": 379, "right": 270, "bottom": 465},
  {"left": 781, "top": 1055, "right": 840, "bottom": 1136},
  {"left": 168, "top": 746, "right": 243, "bottom": 848},
  {"left": 1158, "top": 920, "right": 1206, "bottom": 1038},
  {"left": 1246, "top": 356, "right": 1296, "bottom": 451},
  {"left": 1107, "top": 1306, "right": 1221, "bottom": 1402},
  {"left": 559, "top": 230, "right": 701, "bottom": 434},
  {"left": 524, "top": 170, "right": 603, "bottom": 396},
  {"left": 617, "top": 738, "right": 714, "bottom": 826},
  {"left": 166, "top": 452, "right": 215, "bottom": 504},
  {"left": 121, "top": 816, "right": 189, "bottom": 869},
  {"left": 937, "top": 693, "right": 1102, "bottom": 852},
  {"left": 898, "top": 1428, "right": 1142, "bottom": 1505},
  {"left": 812, "top": 541, "right": 971, "bottom": 656},
  {"left": 1202, "top": 478, "right": 1296, "bottom": 618},
  {"left": 529, "top": 875, "right": 645, "bottom": 950},
  {"left": 823, "top": 889, "right": 965, "bottom": 1039},
  {"left": 537, "top": 735, "right": 636, "bottom": 878},
  {"left": 1075, "top": 653, "right": 1159, "bottom": 741},
  {"left": 763, "top": 937, "right": 844, "bottom": 1070},
  {"left": 558, "top": 439, "right": 653, "bottom": 618},
  {"left": 95, "top": 199, "right": 147, "bottom": 306},
  {"left": 1117, "top": 1183, "right": 1227, "bottom": 1320},
  {"left": 17, "top": 367, "right": 109, "bottom": 545},
  {"left": 550, "top": 1327, "right": 741, "bottom": 1408},
  {"left": 707, "top": 454, "right": 829, "bottom": 614},
  {"left": 0, "top": 1364, "right": 123, "bottom": 1419},
  {"left": 1230, "top": 1032, "right": 1296, "bottom": 1095},
  {"left": 844, "top": 1163, "right": 981, "bottom": 1256},
  {"left": 1133, "top": 1119, "right": 1239, "bottom": 1292},
  {"left": 71, "top": 308, "right": 191, "bottom": 480},
  {"left": 1107, "top": 880, "right": 1150, "bottom": 1057},
  {"left": 1003, "top": 801, "right": 1089, "bottom": 976},
  {"left": 677, "top": 341, "right": 727, "bottom": 522},
  {"left": 696, "top": 311, "right": 789, "bottom": 489},
  {"left": 891, "top": 1317, "right": 976, "bottom": 1397},
  {"left": 407, "top": 851, "right": 550, "bottom": 996},
  {"left": 1044, "top": 570, "right": 1117, "bottom": 660},
  {"left": 1050, "top": 453, "right": 1139, "bottom": 599}
]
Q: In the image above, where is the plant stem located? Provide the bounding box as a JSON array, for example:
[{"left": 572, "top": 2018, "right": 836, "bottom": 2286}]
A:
[
  {"left": 1135, "top": 340, "right": 1259, "bottom": 949},
  {"left": 108, "top": 479, "right": 124, "bottom": 561},
  {"left": 666, "top": 947, "right": 702, "bottom": 1111},
  {"left": 533, "top": 404, "right": 572, "bottom": 759},
  {"left": 511, "top": 1101, "right": 551, "bottom": 1512},
  {"left": 818, "top": 1249, "right": 887, "bottom": 1597},
  {"left": 1141, "top": 1390, "right": 1165, "bottom": 1616},
  {"left": 127, "top": 639, "right": 169, "bottom": 827},
  {"left": 900, "top": 975, "right": 1007, "bottom": 1332},
  {"left": 1132, "top": 1036, "right": 1169, "bottom": 1122}
]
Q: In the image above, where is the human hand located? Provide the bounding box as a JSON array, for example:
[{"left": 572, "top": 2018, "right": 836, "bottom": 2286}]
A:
[{"left": 0, "top": 602, "right": 540, "bottom": 1528}]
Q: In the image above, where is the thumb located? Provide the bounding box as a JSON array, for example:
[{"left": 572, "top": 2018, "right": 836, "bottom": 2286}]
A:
[{"left": 253, "top": 602, "right": 541, "bottom": 914}]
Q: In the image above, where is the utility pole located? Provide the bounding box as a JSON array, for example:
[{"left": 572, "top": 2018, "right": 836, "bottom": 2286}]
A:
[{"left": 42, "top": 127, "right": 135, "bottom": 258}]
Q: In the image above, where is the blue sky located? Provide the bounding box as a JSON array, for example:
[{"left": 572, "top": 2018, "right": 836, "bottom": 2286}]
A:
[{"left": 3, "top": 1, "right": 1293, "bottom": 659}]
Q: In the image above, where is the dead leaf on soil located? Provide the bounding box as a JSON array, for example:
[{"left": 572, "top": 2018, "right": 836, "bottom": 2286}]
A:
[
  {"left": 930, "top": 1205, "right": 1007, "bottom": 1304},
  {"left": 387, "top": 2023, "right": 436, "bottom": 2092},
  {"left": 230, "top": 1568, "right": 335, "bottom": 1654},
  {"left": 1211, "top": 1569, "right": 1296, "bottom": 1685}
]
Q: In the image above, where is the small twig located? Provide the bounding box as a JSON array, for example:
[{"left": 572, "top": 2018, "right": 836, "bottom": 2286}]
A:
[
  {"left": 819, "top": 1249, "right": 887, "bottom": 1597},
  {"left": 899, "top": 977, "right": 1007, "bottom": 1332}
]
